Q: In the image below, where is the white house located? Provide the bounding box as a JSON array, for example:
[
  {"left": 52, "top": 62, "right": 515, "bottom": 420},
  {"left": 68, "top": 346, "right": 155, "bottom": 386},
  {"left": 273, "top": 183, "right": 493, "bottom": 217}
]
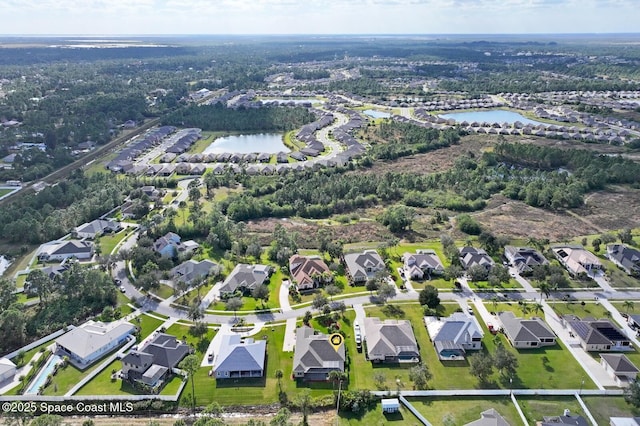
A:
[
  {"left": 55, "top": 320, "right": 135, "bottom": 368},
  {"left": 0, "top": 358, "right": 17, "bottom": 383}
]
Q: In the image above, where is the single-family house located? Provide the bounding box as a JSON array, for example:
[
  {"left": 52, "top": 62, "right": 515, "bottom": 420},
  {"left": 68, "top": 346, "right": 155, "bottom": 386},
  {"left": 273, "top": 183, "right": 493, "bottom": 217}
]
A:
[
  {"left": 73, "top": 219, "right": 122, "bottom": 239},
  {"left": 213, "top": 334, "right": 266, "bottom": 379},
  {"left": 566, "top": 317, "right": 631, "bottom": 352},
  {"left": 292, "top": 326, "right": 345, "bottom": 381},
  {"left": 38, "top": 240, "right": 94, "bottom": 262},
  {"left": 459, "top": 247, "right": 495, "bottom": 271},
  {"left": 504, "top": 246, "right": 548, "bottom": 275},
  {"left": 498, "top": 312, "right": 556, "bottom": 349},
  {"left": 601, "top": 353, "right": 639, "bottom": 387},
  {"left": 551, "top": 245, "right": 603, "bottom": 276},
  {"left": 343, "top": 250, "right": 386, "bottom": 284},
  {"left": 55, "top": 320, "right": 135, "bottom": 368},
  {"left": 607, "top": 244, "right": 640, "bottom": 276},
  {"left": 219, "top": 263, "right": 271, "bottom": 296},
  {"left": 464, "top": 408, "right": 510, "bottom": 426},
  {"left": 289, "top": 255, "right": 332, "bottom": 291},
  {"left": 425, "top": 312, "right": 483, "bottom": 360},
  {"left": 0, "top": 358, "right": 17, "bottom": 383},
  {"left": 541, "top": 411, "right": 589, "bottom": 426},
  {"left": 403, "top": 250, "right": 444, "bottom": 280},
  {"left": 170, "top": 259, "right": 220, "bottom": 286},
  {"left": 153, "top": 232, "right": 183, "bottom": 258},
  {"left": 121, "top": 333, "right": 190, "bottom": 390},
  {"left": 363, "top": 317, "right": 419, "bottom": 363}
]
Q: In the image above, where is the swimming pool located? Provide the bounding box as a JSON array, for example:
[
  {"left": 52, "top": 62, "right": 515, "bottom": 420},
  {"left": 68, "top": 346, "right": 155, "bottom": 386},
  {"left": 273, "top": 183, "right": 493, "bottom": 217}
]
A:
[{"left": 24, "top": 354, "right": 62, "bottom": 395}]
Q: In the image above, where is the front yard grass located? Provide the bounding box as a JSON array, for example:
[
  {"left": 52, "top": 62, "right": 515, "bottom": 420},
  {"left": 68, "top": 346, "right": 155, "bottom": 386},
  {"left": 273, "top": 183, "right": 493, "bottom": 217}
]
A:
[
  {"left": 517, "top": 395, "right": 586, "bottom": 424},
  {"left": 152, "top": 283, "right": 175, "bottom": 300},
  {"left": 549, "top": 301, "right": 614, "bottom": 321},
  {"left": 408, "top": 396, "right": 521, "bottom": 426},
  {"left": 130, "top": 314, "right": 164, "bottom": 340},
  {"left": 467, "top": 278, "right": 522, "bottom": 290},
  {"left": 99, "top": 229, "right": 130, "bottom": 255}
]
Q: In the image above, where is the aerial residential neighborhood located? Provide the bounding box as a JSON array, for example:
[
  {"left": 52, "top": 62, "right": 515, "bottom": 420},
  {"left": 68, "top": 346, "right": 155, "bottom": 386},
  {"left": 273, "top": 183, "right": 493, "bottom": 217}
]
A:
[{"left": 1, "top": 17, "right": 640, "bottom": 426}]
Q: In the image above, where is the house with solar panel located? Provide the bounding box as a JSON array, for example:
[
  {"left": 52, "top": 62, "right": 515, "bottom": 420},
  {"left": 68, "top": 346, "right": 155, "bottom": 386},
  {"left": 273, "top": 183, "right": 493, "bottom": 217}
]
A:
[
  {"left": 565, "top": 316, "right": 632, "bottom": 352},
  {"left": 213, "top": 334, "right": 266, "bottom": 379}
]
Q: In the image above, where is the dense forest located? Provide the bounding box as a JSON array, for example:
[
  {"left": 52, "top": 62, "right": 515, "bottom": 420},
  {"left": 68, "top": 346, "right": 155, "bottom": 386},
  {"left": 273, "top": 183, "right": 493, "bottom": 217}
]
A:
[
  {"left": 162, "top": 103, "right": 317, "bottom": 132},
  {"left": 0, "top": 172, "right": 131, "bottom": 247}
]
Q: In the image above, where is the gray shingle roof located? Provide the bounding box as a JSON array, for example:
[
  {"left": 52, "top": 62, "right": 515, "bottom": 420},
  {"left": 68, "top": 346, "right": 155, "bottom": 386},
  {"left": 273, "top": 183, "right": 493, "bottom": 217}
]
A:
[
  {"left": 364, "top": 317, "right": 418, "bottom": 359},
  {"left": 601, "top": 353, "right": 639, "bottom": 374},
  {"left": 214, "top": 334, "right": 266, "bottom": 375},
  {"left": 293, "top": 326, "right": 345, "bottom": 374},
  {"left": 219, "top": 264, "right": 270, "bottom": 294}
]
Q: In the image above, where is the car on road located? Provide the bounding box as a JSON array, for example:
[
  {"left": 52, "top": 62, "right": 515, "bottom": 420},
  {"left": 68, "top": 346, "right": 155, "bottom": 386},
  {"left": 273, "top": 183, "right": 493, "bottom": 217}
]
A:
[
  {"left": 114, "top": 279, "right": 122, "bottom": 285},
  {"left": 120, "top": 286, "right": 126, "bottom": 293},
  {"left": 467, "top": 306, "right": 474, "bottom": 315}
]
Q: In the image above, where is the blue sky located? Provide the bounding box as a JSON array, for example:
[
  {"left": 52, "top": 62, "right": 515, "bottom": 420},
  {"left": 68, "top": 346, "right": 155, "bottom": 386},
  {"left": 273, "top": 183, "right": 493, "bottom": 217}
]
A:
[{"left": 0, "top": 0, "right": 637, "bottom": 35}]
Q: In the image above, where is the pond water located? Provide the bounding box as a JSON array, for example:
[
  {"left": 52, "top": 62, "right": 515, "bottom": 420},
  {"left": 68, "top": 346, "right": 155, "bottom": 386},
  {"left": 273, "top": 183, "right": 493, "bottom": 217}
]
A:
[
  {"left": 363, "top": 109, "right": 391, "bottom": 119},
  {"left": 203, "top": 133, "right": 291, "bottom": 154},
  {"left": 439, "top": 110, "right": 545, "bottom": 125}
]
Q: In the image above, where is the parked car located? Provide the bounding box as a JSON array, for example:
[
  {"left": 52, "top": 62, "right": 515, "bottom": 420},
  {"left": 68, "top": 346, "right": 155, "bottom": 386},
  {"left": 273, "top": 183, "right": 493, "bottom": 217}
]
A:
[
  {"left": 467, "top": 306, "right": 474, "bottom": 315},
  {"left": 208, "top": 352, "right": 214, "bottom": 362},
  {"left": 487, "top": 323, "right": 497, "bottom": 334},
  {"left": 120, "top": 286, "right": 126, "bottom": 293}
]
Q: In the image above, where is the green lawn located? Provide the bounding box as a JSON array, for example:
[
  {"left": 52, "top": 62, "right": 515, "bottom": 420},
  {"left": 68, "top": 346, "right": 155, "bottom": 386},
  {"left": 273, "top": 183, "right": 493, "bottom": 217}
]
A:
[
  {"left": 130, "top": 314, "right": 164, "bottom": 340},
  {"left": 0, "top": 188, "right": 14, "bottom": 197},
  {"left": 339, "top": 402, "right": 418, "bottom": 425},
  {"left": 9, "top": 341, "right": 54, "bottom": 368},
  {"left": 152, "top": 283, "right": 175, "bottom": 300},
  {"left": 549, "top": 301, "right": 614, "bottom": 321},
  {"left": 408, "top": 396, "right": 521, "bottom": 426},
  {"left": 517, "top": 395, "right": 586, "bottom": 424},
  {"left": 164, "top": 323, "right": 216, "bottom": 356},
  {"left": 581, "top": 396, "right": 639, "bottom": 426},
  {"left": 99, "top": 229, "right": 130, "bottom": 255},
  {"left": 175, "top": 282, "right": 214, "bottom": 307},
  {"left": 359, "top": 302, "right": 595, "bottom": 391},
  {"left": 602, "top": 257, "right": 640, "bottom": 288},
  {"left": 354, "top": 303, "right": 479, "bottom": 391},
  {"left": 75, "top": 359, "right": 141, "bottom": 396},
  {"left": 42, "top": 357, "right": 107, "bottom": 396},
  {"left": 467, "top": 279, "right": 522, "bottom": 290}
]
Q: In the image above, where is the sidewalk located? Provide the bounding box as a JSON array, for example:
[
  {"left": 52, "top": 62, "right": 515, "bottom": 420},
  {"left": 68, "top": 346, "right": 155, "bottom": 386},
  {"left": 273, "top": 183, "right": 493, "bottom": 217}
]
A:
[
  {"left": 199, "top": 282, "right": 222, "bottom": 310},
  {"left": 542, "top": 301, "right": 615, "bottom": 389}
]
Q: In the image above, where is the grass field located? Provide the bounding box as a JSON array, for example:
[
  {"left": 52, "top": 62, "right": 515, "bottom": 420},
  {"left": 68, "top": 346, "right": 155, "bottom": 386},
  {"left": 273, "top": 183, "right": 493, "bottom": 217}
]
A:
[
  {"left": 517, "top": 395, "right": 586, "bottom": 424},
  {"left": 340, "top": 403, "right": 419, "bottom": 425},
  {"left": 581, "top": 396, "right": 638, "bottom": 426},
  {"left": 43, "top": 357, "right": 108, "bottom": 396},
  {"left": 130, "top": 314, "right": 164, "bottom": 340},
  {"left": 409, "top": 396, "right": 521, "bottom": 426},
  {"left": 99, "top": 229, "right": 130, "bottom": 255},
  {"left": 0, "top": 188, "right": 14, "bottom": 197}
]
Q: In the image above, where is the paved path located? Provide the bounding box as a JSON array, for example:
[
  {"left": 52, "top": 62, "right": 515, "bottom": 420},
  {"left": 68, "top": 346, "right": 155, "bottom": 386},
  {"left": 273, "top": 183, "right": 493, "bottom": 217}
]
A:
[
  {"left": 199, "top": 281, "right": 222, "bottom": 310},
  {"left": 279, "top": 280, "right": 292, "bottom": 312},
  {"left": 282, "top": 318, "right": 297, "bottom": 352},
  {"left": 599, "top": 299, "right": 640, "bottom": 347},
  {"left": 509, "top": 267, "right": 537, "bottom": 293},
  {"left": 592, "top": 270, "right": 616, "bottom": 293},
  {"left": 202, "top": 323, "right": 232, "bottom": 368},
  {"left": 542, "top": 301, "right": 615, "bottom": 389}
]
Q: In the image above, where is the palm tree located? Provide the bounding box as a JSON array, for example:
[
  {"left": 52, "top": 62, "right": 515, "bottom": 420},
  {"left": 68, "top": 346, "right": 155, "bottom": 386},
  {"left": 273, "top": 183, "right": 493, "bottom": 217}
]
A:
[
  {"left": 538, "top": 281, "right": 555, "bottom": 303},
  {"left": 533, "top": 303, "right": 543, "bottom": 316},
  {"left": 275, "top": 369, "right": 284, "bottom": 392},
  {"left": 624, "top": 300, "right": 635, "bottom": 314},
  {"left": 179, "top": 354, "right": 200, "bottom": 414}
]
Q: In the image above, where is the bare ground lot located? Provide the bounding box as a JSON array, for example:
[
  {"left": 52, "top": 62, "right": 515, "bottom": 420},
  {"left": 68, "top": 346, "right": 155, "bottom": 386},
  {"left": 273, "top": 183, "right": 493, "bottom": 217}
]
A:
[{"left": 576, "top": 185, "right": 640, "bottom": 231}]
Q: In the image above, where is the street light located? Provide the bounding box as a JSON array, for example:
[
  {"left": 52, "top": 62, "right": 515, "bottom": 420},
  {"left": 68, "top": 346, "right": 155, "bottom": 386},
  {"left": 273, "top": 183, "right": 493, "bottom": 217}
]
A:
[
  {"left": 509, "top": 378, "right": 513, "bottom": 396},
  {"left": 580, "top": 379, "right": 585, "bottom": 395}
]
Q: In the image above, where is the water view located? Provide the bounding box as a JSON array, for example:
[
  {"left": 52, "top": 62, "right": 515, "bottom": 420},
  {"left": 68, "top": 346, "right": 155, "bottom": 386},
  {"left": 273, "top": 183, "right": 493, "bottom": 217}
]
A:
[
  {"left": 363, "top": 109, "right": 391, "bottom": 119},
  {"left": 203, "top": 133, "right": 291, "bottom": 154},
  {"left": 439, "top": 110, "right": 545, "bottom": 125}
]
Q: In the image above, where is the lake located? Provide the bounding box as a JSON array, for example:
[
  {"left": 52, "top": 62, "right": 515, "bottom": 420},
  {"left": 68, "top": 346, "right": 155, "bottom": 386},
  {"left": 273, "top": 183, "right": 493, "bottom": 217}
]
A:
[
  {"left": 203, "top": 133, "right": 291, "bottom": 154},
  {"left": 439, "top": 110, "right": 544, "bottom": 125},
  {"left": 363, "top": 109, "right": 391, "bottom": 119}
]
